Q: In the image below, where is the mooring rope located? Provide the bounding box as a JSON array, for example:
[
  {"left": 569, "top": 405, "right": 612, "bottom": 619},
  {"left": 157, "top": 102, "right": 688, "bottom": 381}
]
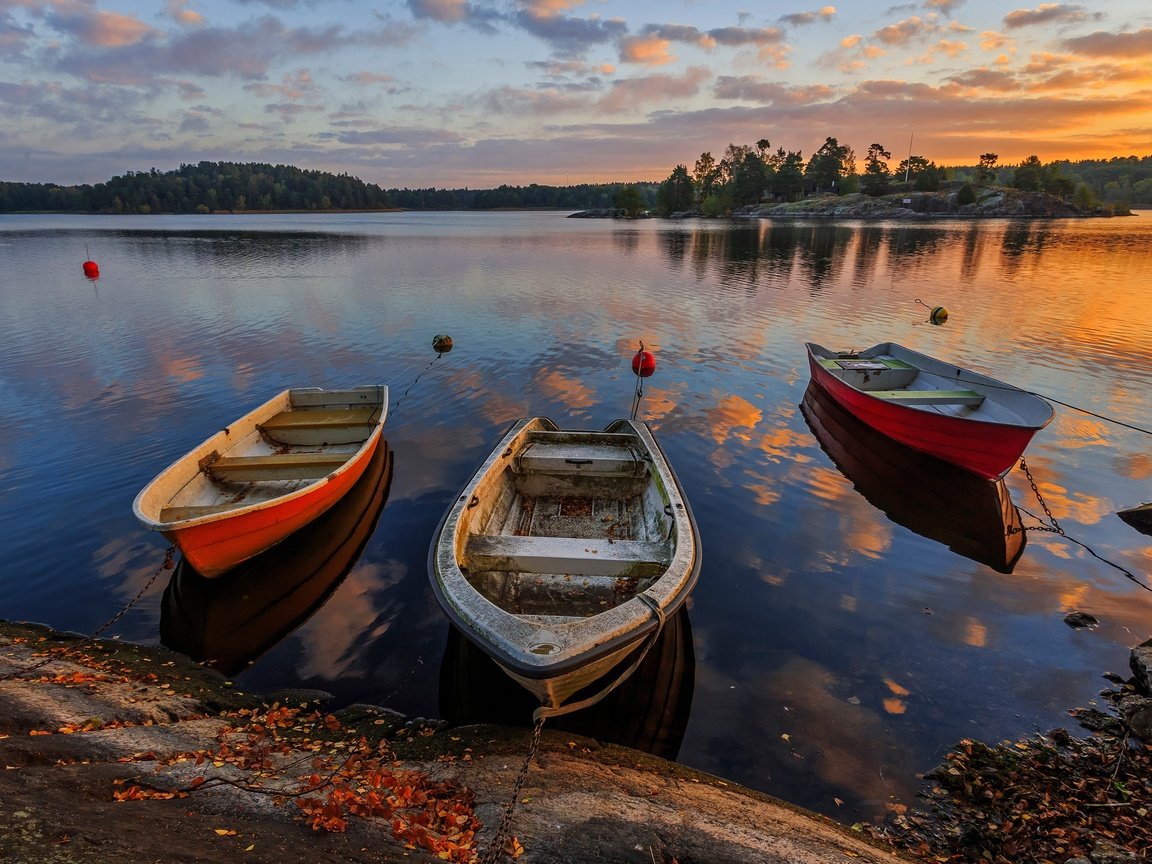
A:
[{"left": 944, "top": 373, "right": 1152, "bottom": 437}]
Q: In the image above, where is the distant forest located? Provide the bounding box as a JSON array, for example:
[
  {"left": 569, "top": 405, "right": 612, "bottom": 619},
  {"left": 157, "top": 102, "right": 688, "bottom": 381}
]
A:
[
  {"left": 0, "top": 155, "right": 1149, "bottom": 214},
  {"left": 0, "top": 160, "right": 654, "bottom": 214}
]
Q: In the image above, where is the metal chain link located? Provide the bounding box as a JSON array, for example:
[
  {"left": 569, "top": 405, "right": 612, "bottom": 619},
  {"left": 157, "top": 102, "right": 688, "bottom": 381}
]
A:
[
  {"left": 479, "top": 715, "right": 545, "bottom": 864},
  {"left": 1007, "top": 457, "right": 1065, "bottom": 536},
  {"left": 0, "top": 545, "right": 174, "bottom": 682}
]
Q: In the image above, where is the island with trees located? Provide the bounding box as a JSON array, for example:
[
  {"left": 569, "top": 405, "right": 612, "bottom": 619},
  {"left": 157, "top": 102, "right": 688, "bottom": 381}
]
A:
[{"left": 631, "top": 141, "right": 1146, "bottom": 219}]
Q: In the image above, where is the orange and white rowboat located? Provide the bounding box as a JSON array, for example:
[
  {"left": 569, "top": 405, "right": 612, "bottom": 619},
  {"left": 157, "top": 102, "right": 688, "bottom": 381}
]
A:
[{"left": 133, "top": 386, "right": 387, "bottom": 578}]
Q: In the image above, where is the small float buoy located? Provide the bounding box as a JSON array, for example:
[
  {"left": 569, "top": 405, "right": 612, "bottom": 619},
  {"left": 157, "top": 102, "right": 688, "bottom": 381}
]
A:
[
  {"left": 432, "top": 334, "right": 453, "bottom": 355},
  {"left": 929, "top": 306, "right": 949, "bottom": 326},
  {"left": 82, "top": 260, "right": 100, "bottom": 279},
  {"left": 631, "top": 344, "right": 656, "bottom": 378}
]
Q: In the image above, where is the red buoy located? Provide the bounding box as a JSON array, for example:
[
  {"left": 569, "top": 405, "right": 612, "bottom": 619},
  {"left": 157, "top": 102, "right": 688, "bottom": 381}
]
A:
[
  {"left": 631, "top": 346, "right": 656, "bottom": 378},
  {"left": 82, "top": 260, "right": 100, "bottom": 278}
]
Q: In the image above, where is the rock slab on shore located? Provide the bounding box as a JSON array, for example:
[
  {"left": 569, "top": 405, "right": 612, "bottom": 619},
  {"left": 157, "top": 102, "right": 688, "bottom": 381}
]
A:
[{"left": 0, "top": 621, "right": 905, "bottom": 864}]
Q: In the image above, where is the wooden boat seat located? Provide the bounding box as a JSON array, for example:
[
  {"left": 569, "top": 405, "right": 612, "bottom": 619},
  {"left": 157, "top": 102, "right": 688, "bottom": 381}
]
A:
[
  {"left": 159, "top": 502, "right": 243, "bottom": 522},
  {"left": 259, "top": 406, "right": 377, "bottom": 432},
  {"left": 516, "top": 442, "right": 645, "bottom": 476},
  {"left": 464, "top": 534, "right": 670, "bottom": 578},
  {"left": 206, "top": 452, "right": 348, "bottom": 481},
  {"left": 819, "top": 357, "right": 914, "bottom": 371},
  {"left": 869, "top": 389, "right": 985, "bottom": 406}
]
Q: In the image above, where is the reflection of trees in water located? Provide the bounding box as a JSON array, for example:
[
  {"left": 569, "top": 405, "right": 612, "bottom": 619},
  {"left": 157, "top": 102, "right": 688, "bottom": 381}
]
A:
[
  {"left": 789, "top": 225, "right": 853, "bottom": 289},
  {"left": 849, "top": 226, "right": 886, "bottom": 287},
  {"left": 884, "top": 226, "right": 947, "bottom": 262},
  {"left": 1000, "top": 223, "right": 1054, "bottom": 258},
  {"left": 108, "top": 230, "right": 375, "bottom": 266},
  {"left": 611, "top": 229, "right": 641, "bottom": 254},
  {"left": 656, "top": 222, "right": 857, "bottom": 290}
]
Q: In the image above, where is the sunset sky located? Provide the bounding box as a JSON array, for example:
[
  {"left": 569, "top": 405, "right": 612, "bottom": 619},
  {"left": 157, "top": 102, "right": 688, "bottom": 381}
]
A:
[{"left": 2, "top": 0, "right": 1151, "bottom": 188}]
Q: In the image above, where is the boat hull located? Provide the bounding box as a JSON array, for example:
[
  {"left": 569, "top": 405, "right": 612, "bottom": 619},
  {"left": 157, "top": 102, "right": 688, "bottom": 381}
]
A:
[
  {"left": 801, "top": 382, "right": 1026, "bottom": 573},
  {"left": 429, "top": 417, "right": 700, "bottom": 712},
  {"left": 806, "top": 342, "right": 1051, "bottom": 479},
  {"left": 134, "top": 386, "right": 387, "bottom": 578},
  {"left": 160, "top": 442, "right": 393, "bottom": 673}
]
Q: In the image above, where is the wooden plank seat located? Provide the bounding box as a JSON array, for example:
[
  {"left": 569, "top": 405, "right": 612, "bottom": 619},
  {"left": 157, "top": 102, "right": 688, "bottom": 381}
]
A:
[
  {"left": 206, "top": 452, "right": 349, "bottom": 482},
  {"left": 819, "top": 357, "right": 914, "bottom": 370},
  {"left": 159, "top": 502, "right": 244, "bottom": 522},
  {"left": 259, "top": 406, "right": 377, "bottom": 432},
  {"left": 517, "top": 442, "right": 644, "bottom": 475},
  {"left": 869, "top": 389, "right": 985, "bottom": 406},
  {"left": 464, "top": 534, "right": 670, "bottom": 578}
]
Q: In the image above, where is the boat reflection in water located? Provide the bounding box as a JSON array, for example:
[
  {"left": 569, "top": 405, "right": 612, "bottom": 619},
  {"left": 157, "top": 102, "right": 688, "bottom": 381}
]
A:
[
  {"left": 801, "top": 382, "right": 1026, "bottom": 574},
  {"left": 439, "top": 607, "right": 694, "bottom": 760},
  {"left": 160, "top": 441, "right": 394, "bottom": 675}
]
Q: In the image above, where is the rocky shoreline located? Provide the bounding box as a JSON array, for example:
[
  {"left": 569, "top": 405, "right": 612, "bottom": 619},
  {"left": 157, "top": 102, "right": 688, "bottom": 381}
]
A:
[
  {"left": 569, "top": 187, "right": 1128, "bottom": 221},
  {"left": 5, "top": 618, "right": 1150, "bottom": 863},
  {"left": 0, "top": 620, "right": 905, "bottom": 864}
]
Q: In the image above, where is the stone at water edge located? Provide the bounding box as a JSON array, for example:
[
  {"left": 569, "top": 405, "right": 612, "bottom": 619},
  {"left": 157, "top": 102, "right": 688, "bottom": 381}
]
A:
[{"left": 1130, "top": 638, "right": 1152, "bottom": 695}]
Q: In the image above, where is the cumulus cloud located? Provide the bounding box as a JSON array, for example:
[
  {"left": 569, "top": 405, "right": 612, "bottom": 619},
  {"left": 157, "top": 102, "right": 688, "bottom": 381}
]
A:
[
  {"left": 1003, "top": 4, "right": 1089, "bottom": 30},
  {"left": 480, "top": 84, "right": 586, "bottom": 115},
  {"left": 526, "top": 58, "right": 615, "bottom": 77},
  {"left": 1063, "top": 28, "right": 1152, "bottom": 58},
  {"left": 618, "top": 34, "right": 675, "bottom": 65},
  {"left": 713, "top": 76, "right": 836, "bottom": 105},
  {"left": 43, "top": 5, "right": 157, "bottom": 48},
  {"left": 947, "top": 68, "right": 1021, "bottom": 91},
  {"left": 708, "top": 25, "right": 786, "bottom": 48},
  {"left": 596, "top": 65, "right": 710, "bottom": 113},
  {"left": 513, "top": 6, "right": 626, "bottom": 55},
  {"left": 53, "top": 15, "right": 419, "bottom": 85},
  {"left": 979, "top": 30, "right": 1015, "bottom": 52},
  {"left": 923, "top": 0, "right": 965, "bottom": 14},
  {"left": 165, "top": 0, "right": 203, "bottom": 27},
  {"left": 780, "top": 7, "right": 836, "bottom": 27},
  {"left": 405, "top": 0, "right": 502, "bottom": 32},
  {"left": 874, "top": 16, "right": 941, "bottom": 46}
]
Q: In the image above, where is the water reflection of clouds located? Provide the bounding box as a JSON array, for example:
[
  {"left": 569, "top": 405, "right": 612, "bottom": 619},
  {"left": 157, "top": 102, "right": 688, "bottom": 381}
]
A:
[
  {"left": 294, "top": 558, "right": 407, "bottom": 681},
  {"left": 688, "top": 654, "right": 922, "bottom": 815}
]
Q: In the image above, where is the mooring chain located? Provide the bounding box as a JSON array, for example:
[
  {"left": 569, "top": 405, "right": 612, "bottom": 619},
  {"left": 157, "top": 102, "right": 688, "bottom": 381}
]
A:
[
  {"left": 479, "top": 714, "right": 545, "bottom": 864},
  {"left": 1007, "top": 460, "right": 1150, "bottom": 592},
  {"left": 1007, "top": 456, "right": 1065, "bottom": 536},
  {"left": 0, "top": 545, "right": 175, "bottom": 682}
]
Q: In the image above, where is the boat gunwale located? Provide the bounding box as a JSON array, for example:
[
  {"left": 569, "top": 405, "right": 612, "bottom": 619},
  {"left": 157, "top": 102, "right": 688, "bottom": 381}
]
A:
[
  {"left": 132, "top": 385, "right": 388, "bottom": 531},
  {"left": 804, "top": 341, "right": 1054, "bottom": 431},
  {"left": 428, "top": 416, "right": 701, "bottom": 682}
]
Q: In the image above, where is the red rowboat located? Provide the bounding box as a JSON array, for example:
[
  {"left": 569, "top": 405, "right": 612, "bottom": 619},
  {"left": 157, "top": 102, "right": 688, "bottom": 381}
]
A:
[
  {"left": 805, "top": 342, "right": 1052, "bottom": 479},
  {"left": 134, "top": 386, "right": 387, "bottom": 577},
  {"left": 800, "top": 381, "right": 1026, "bottom": 573}
]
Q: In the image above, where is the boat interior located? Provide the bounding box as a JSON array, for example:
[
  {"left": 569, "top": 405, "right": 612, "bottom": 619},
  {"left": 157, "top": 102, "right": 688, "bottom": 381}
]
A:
[
  {"left": 817, "top": 353, "right": 986, "bottom": 407},
  {"left": 157, "top": 389, "right": 383, "bottom": 522},
  {"left": 460, "top": 429, "right": 675, "bottom": 617}
]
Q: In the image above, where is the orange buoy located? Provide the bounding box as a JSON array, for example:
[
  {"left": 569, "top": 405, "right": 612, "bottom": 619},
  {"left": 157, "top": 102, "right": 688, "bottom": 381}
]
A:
[
  {"left": 82, "top": 260, "right": 100, "bottom": 278},
  {"left": 631, "top": 345, "right": 656, "bottom": 378}
]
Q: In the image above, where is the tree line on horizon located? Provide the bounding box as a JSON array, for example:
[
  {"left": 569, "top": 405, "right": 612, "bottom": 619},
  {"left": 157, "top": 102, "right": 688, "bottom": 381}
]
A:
[
  {"left": 647, "top": 139, "right": 1152, "bottom": 217},
  {"left": 0, "top": 154, "right": 1150, "bottom": 214}
]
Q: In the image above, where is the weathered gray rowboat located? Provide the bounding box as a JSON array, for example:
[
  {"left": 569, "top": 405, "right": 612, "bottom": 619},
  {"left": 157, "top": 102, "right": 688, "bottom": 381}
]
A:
[{"left": 429, "top": 417, "right": 700, "bottom": 716}]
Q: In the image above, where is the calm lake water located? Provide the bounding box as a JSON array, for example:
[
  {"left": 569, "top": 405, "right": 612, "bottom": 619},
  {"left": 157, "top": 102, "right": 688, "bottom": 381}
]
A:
[{"left": 2, "top": 210, "right": 1150, "bottom": 823}]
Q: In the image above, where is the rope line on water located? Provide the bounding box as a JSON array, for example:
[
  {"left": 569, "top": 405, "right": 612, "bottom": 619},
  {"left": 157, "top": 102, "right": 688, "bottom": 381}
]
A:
[{"left": 944, "top": 373, "right": 1152, "bottom": 437}]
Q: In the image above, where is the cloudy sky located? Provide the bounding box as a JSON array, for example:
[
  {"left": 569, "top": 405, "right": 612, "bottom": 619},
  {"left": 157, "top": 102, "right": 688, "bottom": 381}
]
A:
[{"left": 2, "top": 0, "right": 1150, "bottom": 188}]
